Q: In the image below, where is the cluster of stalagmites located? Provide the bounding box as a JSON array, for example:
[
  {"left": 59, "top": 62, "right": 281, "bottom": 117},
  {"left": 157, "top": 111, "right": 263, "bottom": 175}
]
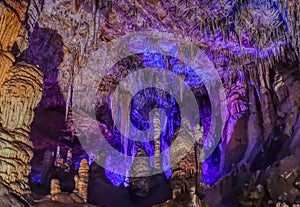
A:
[
  {"left": 38, "top": 157, "right": 89, "bottom": 204},
  {"left": 126, "top": 112, "right": 206, "bottom": 206},
  {"left": 168, "top": 118, "right": 205, "bottom": 207}
]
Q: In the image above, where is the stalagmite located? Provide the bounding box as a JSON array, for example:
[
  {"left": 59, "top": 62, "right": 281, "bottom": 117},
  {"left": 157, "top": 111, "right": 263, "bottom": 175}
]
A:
[
  {"left": 194, "top": 124, "right": 204, "bottom": 186},
  {"left": 41, "top": 150, "right": 54, "bottom": 185},
  {"left": 55, "top": 146, "right": 64, "bottom": 167},
  {"left": 169, "top": 117, "right": 203, "bottom": 205},
  {"left": 74, "top": 175, "right": 79, "bottom": 192},
  {"left": 153, "top": 112, "right": 161, "bottom": 170},
  {"left": 76, "top": 159, "right": 89, "bottom": 203},
  {"left": 17, "top": 0, "right": 300, "bottom": 206},
  {"left": 50, "top": 179, "right": 61, "bottom": 195},
  {"left": 130, "top": 148, "right": 152, "bottom": 196},
  {"left": 0, "top": 2, "right": 44, "bottom": 204},
  {"left": 67, "top": 148, "right": 72, "bottom": 164}
]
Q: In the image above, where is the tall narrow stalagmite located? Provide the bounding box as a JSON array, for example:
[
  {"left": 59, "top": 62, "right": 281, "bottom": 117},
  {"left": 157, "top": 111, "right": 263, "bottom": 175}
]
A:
[
  {"left": 130, "top": 148, "right": 152, "bottom": 196},
  {"left": 194, "top": 124, "right": 204, "bottom": 188},
  {"left": 76, "top": 159, "right": 89, "bottom": 203},
  {"left": 153, "top": 112, "right": 161, "bottom": 170},
  {"left": 170, "top": 118, "right": 204, "bottom": 206}
]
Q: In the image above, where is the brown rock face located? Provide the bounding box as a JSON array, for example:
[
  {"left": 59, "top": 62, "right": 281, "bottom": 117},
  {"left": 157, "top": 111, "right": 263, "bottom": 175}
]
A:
[{"left": 0, "top": 0, "right": 43, "bottom": 205}]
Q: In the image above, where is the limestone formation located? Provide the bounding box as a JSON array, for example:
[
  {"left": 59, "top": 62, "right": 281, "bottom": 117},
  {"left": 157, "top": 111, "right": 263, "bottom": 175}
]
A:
[
  {"left": 169, "top": 118, "right": 204, "bottom": 206},
  {"left": 39, "top": 158, "right": 90, "bottom": 205},
  {"left": 67, "top": 148, "right": 72, "bottom": 164},
  {"left": 53, "top": 146, "right": 74, "bottom": 172},
  {"left": 0, "top": 2, "right": 22, "bottom": 50},
  {"left": 50, "top": 179, "right": 61, "bottom": 195},
  {"left": 0, "top": 179, "right": 27, "bottom": 207},
  {"left": 76, "top": 159, "right": 89, "bottom": 203},
  {"left": 0, "top": 62, "right": 43, "bottom": 202},
  {"left": 195, "top": 124, "right": 204, "bottom": 187},
  {"left": 153, "top": 112, "right": 161, "bottom": 170},
  {"left": 0, "top": 1, "right": 43, "bottom": 205},
  {"left": 0, "top": 0, "right": 299, "bottom": 206},
  {"left": 130, "top": 148, "right": 152, "bottom": 196}
]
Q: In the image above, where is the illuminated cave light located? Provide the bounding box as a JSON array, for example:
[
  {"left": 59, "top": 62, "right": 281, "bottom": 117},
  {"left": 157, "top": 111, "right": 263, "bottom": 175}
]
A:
[{"left": 103, "top": 52, "right": 219, "bottom": 186}]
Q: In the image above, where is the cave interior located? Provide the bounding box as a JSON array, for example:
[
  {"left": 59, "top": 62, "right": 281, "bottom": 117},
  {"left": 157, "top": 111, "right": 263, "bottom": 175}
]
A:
[{"left": 0, "top": 0, "right": 300, "bottom": 207}]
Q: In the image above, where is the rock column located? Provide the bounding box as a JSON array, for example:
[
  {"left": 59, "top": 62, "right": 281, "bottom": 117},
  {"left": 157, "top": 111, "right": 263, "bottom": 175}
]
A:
[{"left": 0, "top": 0, "right": 43, "bottom": 204}]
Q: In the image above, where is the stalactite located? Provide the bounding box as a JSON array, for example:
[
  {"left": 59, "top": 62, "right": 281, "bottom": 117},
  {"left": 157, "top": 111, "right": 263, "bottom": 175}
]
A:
[
  {"left": 121, "top": 92, "right": 131, "bottom": 156},
  {"left": 179, "top": 74, "right": 184, "bottom": 102},
  {"left": 93, "top": 0, "right": 101, "bottom": 50},
  {"left": 65, "top": 84, "right": 72, "bottom": 121},
  {"left": 75, "top": 0, "right": 80, "bottom": 12}
]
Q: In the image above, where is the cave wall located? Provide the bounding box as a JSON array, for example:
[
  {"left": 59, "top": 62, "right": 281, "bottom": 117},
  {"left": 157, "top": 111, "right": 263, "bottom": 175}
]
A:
[
  {"left": 0, "top": 0, "right": 43, "bottom": 205},
  {"left": 220, "top": 63, "right": 300, "bottom": 174}
]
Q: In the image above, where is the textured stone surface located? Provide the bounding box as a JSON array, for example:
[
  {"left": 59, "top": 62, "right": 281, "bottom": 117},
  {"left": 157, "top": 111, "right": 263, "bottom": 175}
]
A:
[
  {"left": 0, "top": 1, "right": 43, "bottom": 205},
  {"left": 168, "top": 118, "right": 204, "bottom": 206},
  {"left": 0, "top": 62, "right": 43, "bottom": 203}
]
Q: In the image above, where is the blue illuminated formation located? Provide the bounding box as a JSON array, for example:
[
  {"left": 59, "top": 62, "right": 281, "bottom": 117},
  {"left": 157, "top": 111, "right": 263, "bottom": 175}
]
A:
[{"left": 102, "top": 52, "right": 218, "bottom": 186}]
